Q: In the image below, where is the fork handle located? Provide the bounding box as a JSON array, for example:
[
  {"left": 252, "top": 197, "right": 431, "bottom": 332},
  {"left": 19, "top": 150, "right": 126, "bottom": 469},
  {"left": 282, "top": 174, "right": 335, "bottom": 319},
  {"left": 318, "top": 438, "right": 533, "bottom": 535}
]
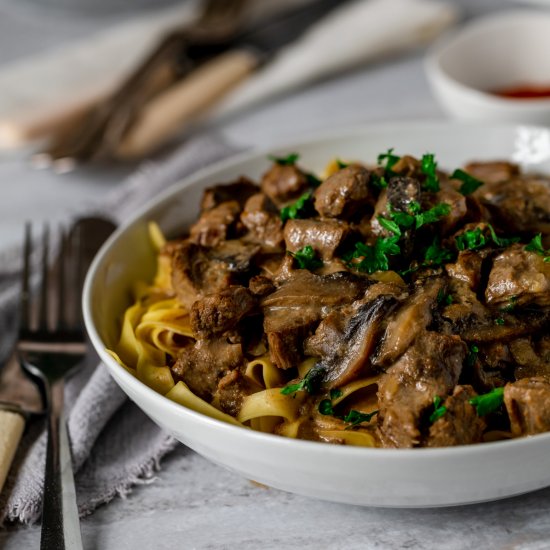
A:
[
  {"left": 41, "top": 384, "right": 83, "bottom": 550},
  {"left": 0, "top": 408, "right": 25, "bottom": 493}
]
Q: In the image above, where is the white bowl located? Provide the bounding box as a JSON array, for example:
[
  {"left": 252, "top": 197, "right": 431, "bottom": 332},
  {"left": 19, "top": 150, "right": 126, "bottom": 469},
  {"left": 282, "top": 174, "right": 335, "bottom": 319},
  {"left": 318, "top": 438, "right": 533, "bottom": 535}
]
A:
[
  {"left": 83, "top": 121, "right": 550, "bottom": 508},
  {"left": 425, "top": 10, "right": 550, "bottom": 123}
]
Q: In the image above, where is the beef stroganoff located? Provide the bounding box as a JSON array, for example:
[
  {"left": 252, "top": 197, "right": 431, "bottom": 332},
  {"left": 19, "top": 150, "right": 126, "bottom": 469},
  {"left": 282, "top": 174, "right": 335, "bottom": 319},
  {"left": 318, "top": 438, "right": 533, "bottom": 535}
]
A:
[{"left": 110, "top": 151, "right": 550, "bottom": 448}]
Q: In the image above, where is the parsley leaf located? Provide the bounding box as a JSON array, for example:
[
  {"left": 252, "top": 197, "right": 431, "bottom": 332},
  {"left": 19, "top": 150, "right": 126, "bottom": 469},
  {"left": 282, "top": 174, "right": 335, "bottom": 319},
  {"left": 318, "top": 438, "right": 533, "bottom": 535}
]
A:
[
  {"left": 414, "top": 203, "right": 451, "bottom": 229},
  {"left": 465, "top": 345, "right": 479, "bottom": 369},
  {"left": 343, "top": 409, "right": 379, "bottom": 428},
  {"left": 437, "top": 289, "right": 453, "bottom": 305},
  {"left": 525, "top": 233, "right": 550, "bottom": 262},
  {"left": 469, "top": 387, "right": 505, "bottom": 417},
  {"left": 429, "top": 396, "right": 447, "bottom": 423},
  {"left": 280, "top": 364, "right": 325, "bottom": 396},
  {"left": 288, "top": 245, "right": 323, "bottom": 271},
  {"left": 423, "top": 237, "right": 454, "bottom": 267},
  {"left": 377, "top": 215, "right": 402, "bottom": 236},
  {"left": 421, "top": 153, "right": 440, "bottom": 192},
  {"left": 455, "top": 227, "right": 488, "bottom": 251},
  {"left": 280, "top": 191, "right": 312, "bottom": 222},
  {"left": 487, "top": 225, "right": 520, "bottom": 247},
  {"left": 318, "top": 400, "right": 378, "bottom": 428},
  {"left": 494, "top": 317, "right": 505, "bottom": 326},
  {"left": 371, "top": 173, "right": 388, "bottom": 190},
  {"left": 330, "top": 388, "right": 343, "bottom": 400},
  {"left": 377, "top": 148, "right": 400, "bottom": 172},
  {"left": 346, "top": 236, "right": 401, "bottom": 274},
  {"left": 455, "top": 224, "right": 519, "bottom": 251},
  {"left": 336, "top": 159, "right": 349, "bottom": 169},
  {"left": 269, "top": 152, "right": 299, "bottom": 166},
  {"left": 501, "top": 296, "right": 517, "bottom": 313},
  {"left": 452, "top": 169, "right": 484, "bottom": 195},
  {"left": 306, "top": 172, "right": 322, "bottom": 188}
]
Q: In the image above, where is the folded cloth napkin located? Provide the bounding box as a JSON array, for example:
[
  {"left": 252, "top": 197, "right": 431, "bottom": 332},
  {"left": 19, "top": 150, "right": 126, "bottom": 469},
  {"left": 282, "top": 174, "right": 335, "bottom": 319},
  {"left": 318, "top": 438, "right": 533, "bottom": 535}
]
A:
[
  {"left": 0, "top": 0, "right": 456, "bottom": 149},
  {"left": 0, "top": 133, "right": 243, "bottom": 524}
]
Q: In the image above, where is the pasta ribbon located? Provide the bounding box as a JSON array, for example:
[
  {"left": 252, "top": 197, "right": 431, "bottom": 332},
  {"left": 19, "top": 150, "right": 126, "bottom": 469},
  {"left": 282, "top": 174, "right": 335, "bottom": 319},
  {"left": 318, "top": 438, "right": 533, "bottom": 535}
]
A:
[
  {"left": 238, "top": 389, "right": 305, "bottom": 424},
  {"left": 166, "top": 382, "right": 242, "bottom": 427}
]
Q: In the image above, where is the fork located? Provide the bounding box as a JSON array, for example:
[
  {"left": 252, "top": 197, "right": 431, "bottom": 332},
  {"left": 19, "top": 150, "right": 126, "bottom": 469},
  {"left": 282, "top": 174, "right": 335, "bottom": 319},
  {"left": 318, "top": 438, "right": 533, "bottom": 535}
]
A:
[{"left": 17, "top": 223, "right": 88, "bottom": 550}]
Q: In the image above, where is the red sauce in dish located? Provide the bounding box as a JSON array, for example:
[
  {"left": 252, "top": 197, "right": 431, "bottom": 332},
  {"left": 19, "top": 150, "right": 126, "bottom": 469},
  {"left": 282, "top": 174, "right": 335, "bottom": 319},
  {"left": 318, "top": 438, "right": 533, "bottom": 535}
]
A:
[{"left": 492, "top": 85, "right": 550, "bottom": 100}]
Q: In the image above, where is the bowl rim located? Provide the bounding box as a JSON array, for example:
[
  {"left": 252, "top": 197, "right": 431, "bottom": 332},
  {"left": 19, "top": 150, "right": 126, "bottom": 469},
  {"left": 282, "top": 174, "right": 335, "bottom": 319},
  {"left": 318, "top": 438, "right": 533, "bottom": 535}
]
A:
[
  {"left": 83, "top": 119, "right": 550, "bottom": 459},
  {"left": 425, "top": 9, "right": 550, "bottom": 108}
]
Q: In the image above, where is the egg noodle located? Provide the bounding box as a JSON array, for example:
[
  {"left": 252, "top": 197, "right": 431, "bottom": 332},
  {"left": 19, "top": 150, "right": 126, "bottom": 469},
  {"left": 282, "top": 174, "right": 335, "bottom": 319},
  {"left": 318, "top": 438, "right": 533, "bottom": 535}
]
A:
[{"left": 108, "top": 222, "right": 379, "bottom": 446}]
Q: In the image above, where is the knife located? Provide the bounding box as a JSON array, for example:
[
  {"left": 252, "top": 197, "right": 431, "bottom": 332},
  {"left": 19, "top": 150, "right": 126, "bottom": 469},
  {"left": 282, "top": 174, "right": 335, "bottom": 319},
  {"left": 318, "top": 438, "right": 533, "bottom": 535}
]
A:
[
  {"left": 0, "top": 216, "right": 117, "bottom": 495},
  {"left": 115, "top": 0, "right": 347, "bottom": 159}
]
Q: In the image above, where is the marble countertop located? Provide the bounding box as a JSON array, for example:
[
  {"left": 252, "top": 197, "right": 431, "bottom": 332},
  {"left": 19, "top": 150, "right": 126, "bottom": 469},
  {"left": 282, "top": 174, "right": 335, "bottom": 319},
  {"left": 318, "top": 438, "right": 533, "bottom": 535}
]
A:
[{"left": 1, "top": 0, "right": 550, "bottom": 548}]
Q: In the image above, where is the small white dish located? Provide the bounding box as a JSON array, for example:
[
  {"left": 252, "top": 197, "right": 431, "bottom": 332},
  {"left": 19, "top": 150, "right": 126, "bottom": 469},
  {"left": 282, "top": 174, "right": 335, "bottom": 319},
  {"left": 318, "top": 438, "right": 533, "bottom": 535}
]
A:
[
  {"left": 425, "top": 10, "right": 550, "bottom": 123},
  {"left": 83, "top": 121, "right": 550, "bottom": 508}
]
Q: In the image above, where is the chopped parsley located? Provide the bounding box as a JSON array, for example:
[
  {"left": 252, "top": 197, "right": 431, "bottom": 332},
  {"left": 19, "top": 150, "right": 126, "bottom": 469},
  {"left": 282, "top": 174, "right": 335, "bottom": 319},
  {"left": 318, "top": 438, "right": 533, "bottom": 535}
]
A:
[
  {"left": 455, "top": 227, "right": 487, "bottom": 251},
  {"left": 500, "top": 295, "right": 517, "bottom": 313},
  {"left": 330, "top": 388, "right": 343, "bottom": 400},
  {"left": 455, "top": 224, "right": 519, "bottom": 251},
  {"left": 342, "top": 409, "right": 379, "bottom": 428},
  {"left": 525, "top": 233, "right": 550, "bottom": 262},
  {"left": 429, "top": 395, "right": 447, "bottom": 423},
  {"left": 487, "top": 225, "right": 520, "bottom": 248},
  {"left": 280, "top": 191, "right": 312, "bottom": 222},
  {"left": 280, "top": 364, "right": 325, "bottom": 396},
  {"left": 269, "top": 152, "right": 299, "bottom": 166},
  {"left": 423, "top": 237, "right": 455, "bottom": 267},
  {"left": 494, "top": 317, "right": 505, "bottom": 326},
  {"left": 318, "top": 395, "right": 378, "bottom": 428},
  {"left": 288, "top": 245, "right": 323, "bottom": 270},
  {"left": 469, "top": 387, "right": 505, "bottom": 417},
  {"left": 452, "top": 169, "right": 484, "bottom": 195},
  {"left": 465, "top": 345, "right": 479, "bottom": 369},
  {"left": 437, "top": 289, "right": 454, "bottom": 306},
  {"left": 336, "top": 159, "right": 349, "bottom": 169},
  {"left": 421, "top": 153, "right": 440, "bottom": 192},
  {"left": 306, "top": 172, "right": 322, "bottom": 188},
  {"left": 344, "top": 236, "right": 401, "bottom": 274},
  {"left": 379, "top": 201, "right": 451, "bottom": 234},
  {"left": 377, "top": 148, "right": 400, "bottom": 172},
  {"left": 370, "top": 173, "right": 388, "bottom": 190}
]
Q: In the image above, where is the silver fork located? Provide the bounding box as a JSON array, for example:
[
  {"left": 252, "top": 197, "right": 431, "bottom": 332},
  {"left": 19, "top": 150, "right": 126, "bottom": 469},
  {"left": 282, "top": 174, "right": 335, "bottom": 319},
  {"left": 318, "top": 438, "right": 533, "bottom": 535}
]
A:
[{"left": 17, "top": 223, "right": 88, "bottom": 550}]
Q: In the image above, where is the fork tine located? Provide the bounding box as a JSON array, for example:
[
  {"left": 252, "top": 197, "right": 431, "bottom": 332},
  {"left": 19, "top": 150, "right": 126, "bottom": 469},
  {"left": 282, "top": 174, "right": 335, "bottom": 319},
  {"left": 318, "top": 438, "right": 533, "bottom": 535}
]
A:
[
  {"left": 20, "top": 222, "right": 32, "bottom": 332},
  {"left": 38, "top": 224, "right": 50, "bottom": 331},
  {"left": 56, "top": 226, "right": 67, "bottom": 330}
]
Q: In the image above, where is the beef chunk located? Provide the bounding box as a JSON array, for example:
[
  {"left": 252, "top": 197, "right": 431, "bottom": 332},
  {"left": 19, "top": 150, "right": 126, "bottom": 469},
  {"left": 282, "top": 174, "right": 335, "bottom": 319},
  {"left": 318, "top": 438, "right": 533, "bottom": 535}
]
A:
[
  {"left": 445, "top": 251, "right": 484, "bottom": 291},
  {"left": 485, "top": 244, "right": 550, "bottom": 307},
  {"left": 261, "top": 271, "right": 370, "bottom": 369},
  {"left": 474, "top": 173, "right": 550, "bottom": 235},
  {"left": 213, "top": 369, "right": 258, "bottom": 417},
  {"left": 376, "top": 278, "right": 443, "bottom": 365},
  {"left": 171, "top": 240, "right": 259, "bottom": 308},
  {"left": 510, "top": 338, "right": 550, "bottom": 380},
  {"left": 377, "top": 332, "right": 467, "bottom": 447},
  {"left": 463, "top": 161, "right": 519, "bottom": 185},
  {"left": 440, "top": 279, "right": 490, "bottom": 334},
  {"left": 190, "top": 286, "right": 256, "bottom": 338},
  {"left": 200, "top": 177, "right": 259, "bottom": 211},
  {"left": 189, "top": 200, "right": 241, "bottom": 247},
  {"left": 171, "top": 338, "right": 244, "bottom": 401},
  {"left": 377, "top": 331, "right": 467, "bottom": 448},
  {"left": 248, "top": 275, "right": 275, "bottom": 297},
  {"left": 504, "top": 377, "right": 550, "bottom": 436},
  {"left": 435, "top": 184, "right": 468, "bottom": 234},
  {"left": 313, "top": 166, "right": 371, "bottom": 218},
  {"left": 284, "top": 218, "right": 349, "bottom": 261},
  {"left": 426, "top": 385, "right": 486, "bottom": 447},
  {"left": 240, "top": 193, "right": 284, "bottom": 249},
  {"left": 261, "top": 163, "right": 309, "bottom": 206}
]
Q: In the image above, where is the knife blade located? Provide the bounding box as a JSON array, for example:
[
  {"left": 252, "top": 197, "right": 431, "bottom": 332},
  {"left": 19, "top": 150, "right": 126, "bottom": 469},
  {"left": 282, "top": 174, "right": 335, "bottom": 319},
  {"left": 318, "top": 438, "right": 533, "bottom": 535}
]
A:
[
  {"left": 0, "top": 216, "right": 117, "bottom": 495},
  {"left": 115, "top": 0, "right": 348, "bottom": 159}
]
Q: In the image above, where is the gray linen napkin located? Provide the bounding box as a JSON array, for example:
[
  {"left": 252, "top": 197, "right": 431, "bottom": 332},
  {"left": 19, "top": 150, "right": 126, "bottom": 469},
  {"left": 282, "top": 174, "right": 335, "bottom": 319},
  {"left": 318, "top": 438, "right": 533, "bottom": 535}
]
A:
[{"left": 0, "top": 134, "right": 243, "bottom": 524}]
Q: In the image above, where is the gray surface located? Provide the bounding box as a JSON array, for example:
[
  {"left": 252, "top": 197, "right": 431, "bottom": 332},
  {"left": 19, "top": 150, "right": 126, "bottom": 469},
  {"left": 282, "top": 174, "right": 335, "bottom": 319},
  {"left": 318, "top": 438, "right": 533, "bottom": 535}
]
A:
[{"left": 1, "top": 0, "right": 549, "bottom": 549}]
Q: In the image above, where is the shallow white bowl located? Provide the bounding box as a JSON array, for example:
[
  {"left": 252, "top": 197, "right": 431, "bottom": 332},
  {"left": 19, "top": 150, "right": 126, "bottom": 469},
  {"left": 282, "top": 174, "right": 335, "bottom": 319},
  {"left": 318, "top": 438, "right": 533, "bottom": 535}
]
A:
[
  {"left": 425, "top": 10, "right": 550, "bottom": 123},
  {"left": 83, "top": 121, "right": 550, "bottom": 508}
]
